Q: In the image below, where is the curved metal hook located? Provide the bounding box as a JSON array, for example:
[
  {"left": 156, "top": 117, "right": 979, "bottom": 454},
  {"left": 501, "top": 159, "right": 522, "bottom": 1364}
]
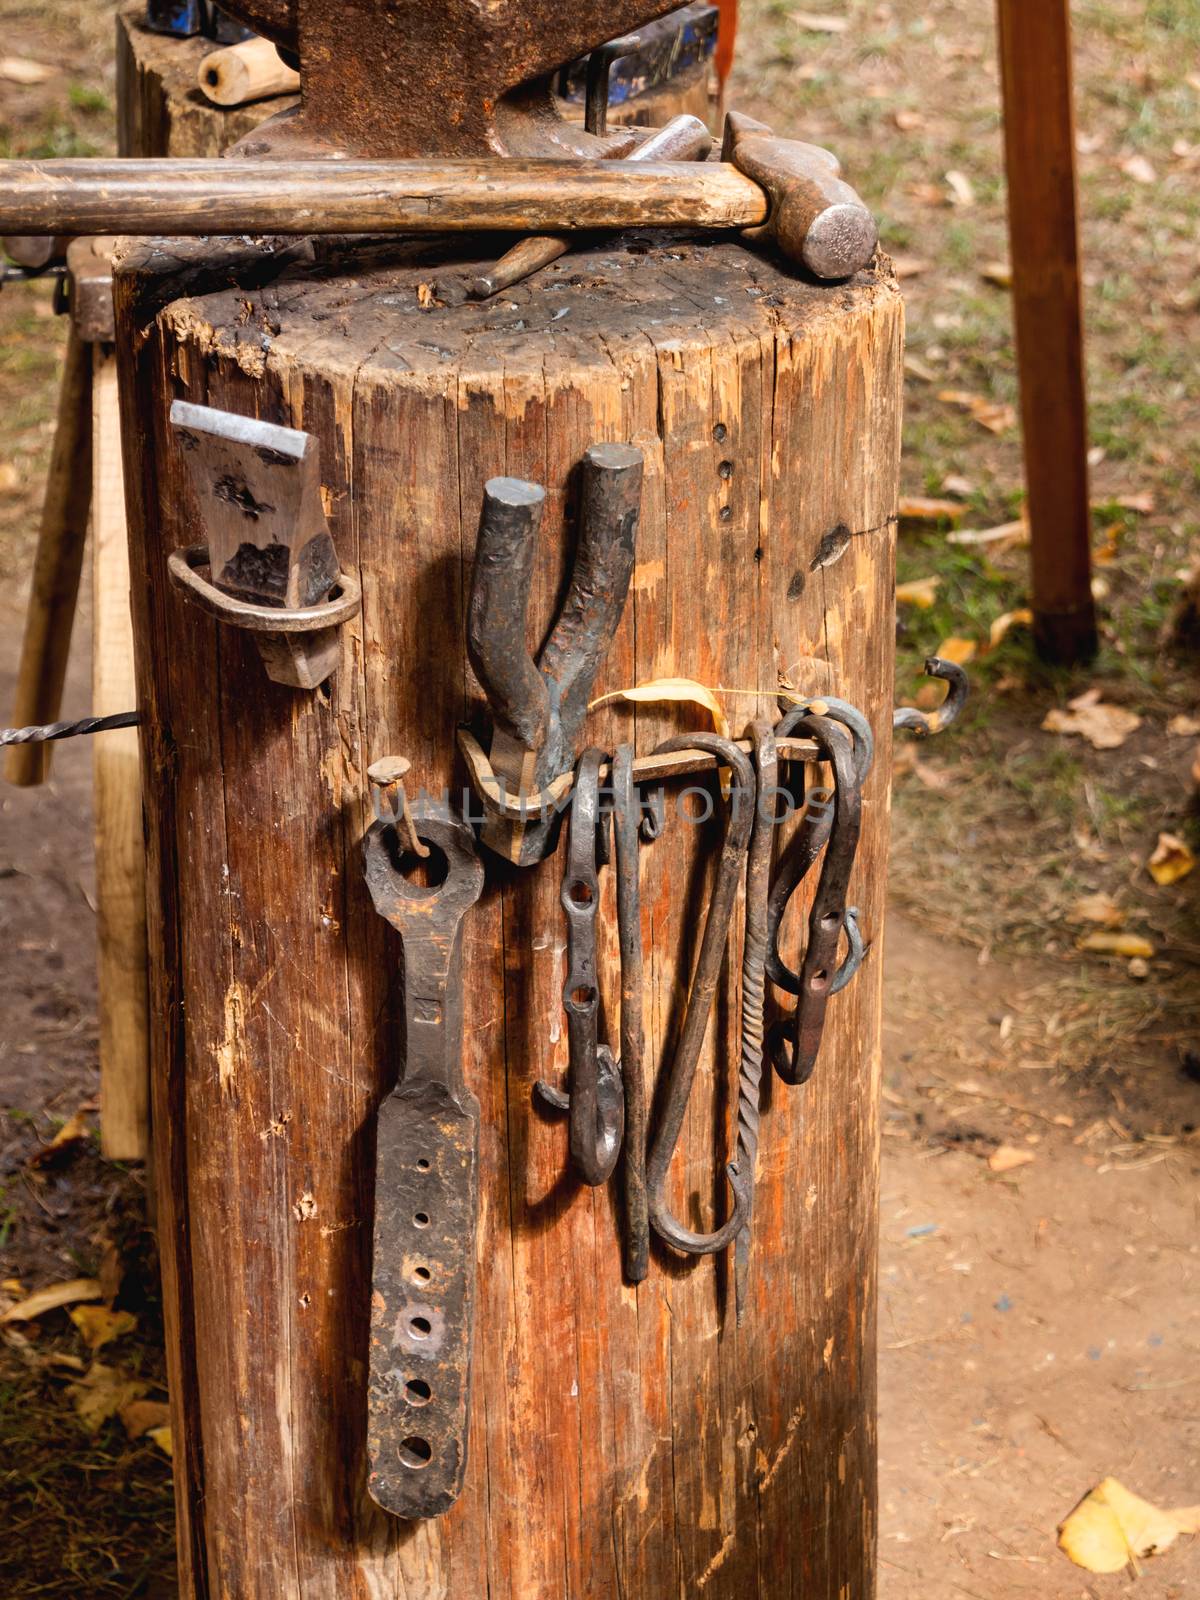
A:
[
  {"left": 765, "top": 715, "right": 863, "bottom": 1087},
  {"left": 645, "top": 734, "right": 754, "bottom": 1257},
  {"left": 534, "top": 747, "right": 623, "bottom": 1186},
  {"left": 893, "top": 655, "right": 971, "bottom": 739},
  {"left": 765, "top": 698, "right": 872, "bottom": 998}
]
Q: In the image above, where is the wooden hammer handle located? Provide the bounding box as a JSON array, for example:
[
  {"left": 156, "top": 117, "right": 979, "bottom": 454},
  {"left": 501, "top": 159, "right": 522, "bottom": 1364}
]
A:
[
  {"left": 197, "top": 37, "right": 300, "bottom": 108},
  {"left": 5, "top": 325, "right": 93, "bottom": 786}
]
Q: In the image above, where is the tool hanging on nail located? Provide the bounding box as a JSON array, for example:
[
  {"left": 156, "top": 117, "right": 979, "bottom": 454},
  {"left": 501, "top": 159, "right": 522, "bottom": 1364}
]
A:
[
  {"left": 612, "top": 744, "right": 650, "bottom": 1282},
  {"left": 645, "top": 733, "right": 754, "bottom": 1258},
  {"left": 535, "top": 748, "right": 625, "bottom": 1187},
  {"left": 731, "top": 719, "right": 776, "bottom": 1323},
  {"left": 467, "top": 442, "right": 643, "bottom": 865},
  {"left": 362, "top": 778, "right": 485, "bottom": 1521},
  {"left": 765, "top": 710, "right": 866, "bottom": 1088}
]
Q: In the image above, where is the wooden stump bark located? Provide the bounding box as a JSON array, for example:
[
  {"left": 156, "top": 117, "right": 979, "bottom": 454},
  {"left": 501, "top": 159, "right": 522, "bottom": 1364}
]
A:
[{"left": 116, "top": 232, "right": 901, "bottom": 1600}]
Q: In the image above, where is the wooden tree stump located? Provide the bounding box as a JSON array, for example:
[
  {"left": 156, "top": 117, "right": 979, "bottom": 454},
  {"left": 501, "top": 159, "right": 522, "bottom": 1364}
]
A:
[
  {"left": 115, "top": 232, "right": 901, "bottom": 1600},
  {"left": 116, "top": 0, "right": 298, "bottom": 158}
]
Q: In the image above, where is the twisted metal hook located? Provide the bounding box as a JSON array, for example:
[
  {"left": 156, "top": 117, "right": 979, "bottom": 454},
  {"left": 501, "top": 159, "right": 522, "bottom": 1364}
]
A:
[
  {"left": 731, "top": 719, "right": 777, "bottom": 1322},
  {"left": 646, "top": 733, "right": 754, "bottom": 1257},
  {"left": 893, "top": 656, "right": 971, "bottom": 738},
  {"left": 534, "top": 746, "right": 624, "bottom": 1186}
]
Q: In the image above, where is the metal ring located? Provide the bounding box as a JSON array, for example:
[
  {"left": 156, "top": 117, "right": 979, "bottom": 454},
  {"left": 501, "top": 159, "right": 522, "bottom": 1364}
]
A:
[{"left": 167, "top": 544, "right": 362, "bottom": 634}]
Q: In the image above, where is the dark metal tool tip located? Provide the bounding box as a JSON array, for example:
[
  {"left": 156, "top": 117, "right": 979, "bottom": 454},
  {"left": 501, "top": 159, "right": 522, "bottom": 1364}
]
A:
[{"left": 483, "top": 476, "right": 546, "bottom": 509}]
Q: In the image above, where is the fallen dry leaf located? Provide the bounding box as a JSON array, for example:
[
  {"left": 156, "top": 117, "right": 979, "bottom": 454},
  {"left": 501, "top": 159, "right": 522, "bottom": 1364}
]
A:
[
  {"left": 0, "top": 1277, "right": 103, "bottom": 1325},
  {"left": 947, "top": 517, "right": 1029, "bottom": 551},
  {"left": 28, "top": 1108, "right": 92, "bottom": 1167},
  {"left": 120, "top": 1398, "right": 171, "bottom": 1441},
  {"left": 1066, "top": 892, "right": 1124, "bottom": 929},
  {"left": 944, "top": 168, "right": 975, "bottom": 206},
  {"left": 1118, "top": 153, "right": 1157, "bottom": 185},
  {"left": 1114, "top": 491, "right": 1155, "bottom": 514},
  {"left": 941, "top": 473, "right": 974, "bottom": 498},
  {"left": 935, "top": 636, "right": 977, "bottom": 667},
  {"left": 69, "top": 1305, "right": 138, "bottom": 1352},
  {"left": 1167, "top": 713, "right": 1200, "bottom": 737},
  {"left": 0, "top": 462, "right": 18, "bottom": 491},
  {"left": 937, "top": 389, "right": 1016, "bottom": 434},
  {"left": 0, "top": 55, "right": 55, "bottom": 83},
  {"left": 1147, "top": 831, "right": 1195, "bottom": 886},
  {"left": 148, "top": 1424, "right": 174, "bottom": 1457},
  {"left": 898, "top": 495, "right": 964, "bottom": 523},
  {"left": 981, "top": 261, "right": 1012, "bottom": 288},
  {"left": 66, "top": 1361, "right": 150, "bottom": 1433},
  {"left": 1077, "top": 931, "right": 1155, "bottom": 960},
  {"left": 908, "top": 180, "right": 946, "bottom": 206},
  {"left": 988, "top": 1145, "right": 1035, "bottom": 1174},
  {"left": 895, "top": 575, "right": 941, "bottom": 609},
  {"left": 791, "top": 9, "right": 849, "bottom": 30},
  {"left": 1043, "top": 690, "right": 1141, "bottom": 751},
  {"left": 891, "top": 254, "right": 932, "bottom": 279},
  {"left": 1059, "top": 1478, "right": 1200, "bottom": 1574},
  {"left": 986, "top": 607, "right": 1032, "bottom": 651},
  {"left": 591, "top": 677, "right": 729, "bottom": 738},
  {"left": 892, "top": 108, "right": 924, "bottom": 131}
]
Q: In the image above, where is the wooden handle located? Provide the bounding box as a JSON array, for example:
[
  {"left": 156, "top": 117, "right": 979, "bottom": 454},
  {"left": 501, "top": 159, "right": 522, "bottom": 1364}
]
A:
[
  {"left": 197, "top": 37, "right": 300, "bottom": 108},
  {"left": 0, "top": 157, "right": 768, "bottom": 238},
  {"left": 5, "top": 325, "right": 93, "bottom": 786}
]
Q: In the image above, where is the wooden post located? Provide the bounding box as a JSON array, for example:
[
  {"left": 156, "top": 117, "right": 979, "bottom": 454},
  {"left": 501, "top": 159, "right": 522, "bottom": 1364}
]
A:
[
  {"left": 4, "top": 325, "right": 92, "bottom": 786},
  {"left": 115, "top": 233, "right": 900, "bottom": 1599},
  {"left": 92, "top": 346, "right": 150, "bottom": 1162},
  {"left": 996, "top": 0, "right": 1097, "bottom": 664}
]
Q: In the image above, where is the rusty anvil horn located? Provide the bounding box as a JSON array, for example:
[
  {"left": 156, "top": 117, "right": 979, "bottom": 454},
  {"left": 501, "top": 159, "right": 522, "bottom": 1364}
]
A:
[{"left": 218, "top": 0, "right": 690, "bottom": 158}]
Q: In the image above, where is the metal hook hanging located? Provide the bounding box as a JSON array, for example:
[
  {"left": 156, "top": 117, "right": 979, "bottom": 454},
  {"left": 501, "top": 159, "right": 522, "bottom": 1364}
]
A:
[
  {"left": 765, "top": 714, "right": 863, "bottom": 1087},
  {"left": 731, "top": 719, "right": 777, "bottom": 1323},
  {"left": 766, "top": 697, "right": 873, "bottom": 1000},
  {"left": 893, "top": 655, "right": 970, "bottom": 738},
  {"left": 645, "top": 733, "right": 754, "bottom": 1258},
  {"left": 534, "top": 746, "right": 624, "bottom": 1186},
  {"left": 612, "top": 744, "right": 650, "bottom": 1281}
]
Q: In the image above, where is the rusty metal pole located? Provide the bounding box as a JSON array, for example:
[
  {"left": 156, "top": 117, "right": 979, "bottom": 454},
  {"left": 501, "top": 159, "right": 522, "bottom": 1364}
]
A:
[{"left": 996, "top": 0, "right": 1098, "bottom": 664}]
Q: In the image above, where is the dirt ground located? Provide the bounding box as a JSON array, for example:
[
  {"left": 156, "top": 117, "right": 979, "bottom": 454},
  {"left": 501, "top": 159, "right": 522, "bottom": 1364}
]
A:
[{"left": 2, "top": 0, "right": 1199, "bottom": 1596}]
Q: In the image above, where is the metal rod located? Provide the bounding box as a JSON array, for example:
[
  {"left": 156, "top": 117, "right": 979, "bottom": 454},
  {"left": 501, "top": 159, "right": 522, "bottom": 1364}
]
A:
[{"left": 0, "top": 158, "right": 768, "bottom": 239}]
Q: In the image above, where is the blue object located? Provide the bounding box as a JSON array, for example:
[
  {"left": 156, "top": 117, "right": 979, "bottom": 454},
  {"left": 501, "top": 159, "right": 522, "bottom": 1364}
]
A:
[{"left": 145, "top": 0, "right": 205, "bottom": 37}]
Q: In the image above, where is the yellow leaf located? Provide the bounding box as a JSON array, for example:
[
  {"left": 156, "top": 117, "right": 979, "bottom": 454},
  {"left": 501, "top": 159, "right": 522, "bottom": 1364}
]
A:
[
  {"left": 947, "top": 517, "right": 1029, "bottom": 550},
  {"left": 147, "top": 1425, "right": 173, "bottom": 1457},
  {"left": 590, "top": 677, "right": 729, "bottom": 738},
  {"left": 28, "top": 1109, "right": 92, "bottom": 1166},
  {"left": 895, "top": 575, "right": 941, "bottom": 608},
  {"left": 120, "top": 1399, "right": 171, "bottom": 1440},
  {"left": 981, "top": 261, "right": 1012, "bottom": 288},
  {"left": 987, "top": 1145, "right": 1034, "bottom": 1173},
  {"left": 0, "top": 1277, "right": 103, "bottom": 1325},
  {"left": 1066, "top": 892, "right": 1124, "bottom": 929},
  {"left": 1059, "top": 1478, "right": 1200, "bottom": 1573},
  {"left": 897, "top": 496, "right": 965, "bottom": 523},
  {"left": 1167, "top": 713, "right": 1200, "bottom": 737},
  {"left": 1077, "top": 931, "right": 1155, "bottom": 959},
  {"left": 1042, "top": 692, "right": 1141, "bottom": 750},
  {"left": 66, "top": 1362, "right": 150, "bottom": 1434},
  {"left": 0, "top": 55, "right": 55, "bottom": 83},
  {"left": 69, "top": 1305, "right": 137, "bottom": 1352},
  {"left": 986, "top": 607, "right": 1032, "bottom": 651},
  {"left": 1147, "top": 831, "right": 1195, "bottom": 886},
  {"left": 936, "top": 636, "right": 977, "bottom": 666}
]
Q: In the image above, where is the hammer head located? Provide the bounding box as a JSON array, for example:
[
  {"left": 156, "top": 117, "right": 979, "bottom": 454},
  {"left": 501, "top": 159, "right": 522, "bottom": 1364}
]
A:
[{"left": 220, "top": 0, "right": 689, "bottom": 157}]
